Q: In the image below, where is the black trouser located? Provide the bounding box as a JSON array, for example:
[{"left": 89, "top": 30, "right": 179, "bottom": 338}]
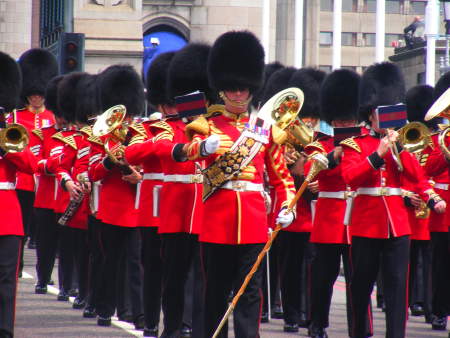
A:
[
  {"left": 430, "top": 232, "right": 450, "bottom": 317},
  {"left": 35, "top": 207, "right": 58, "bottom": 285},
  {"left": 350, "top": 235, "right": 410, "bottom": 338},
  {"left": 96, "top": 222, "right": 138, "bottom": 318},
  {"left": 16, "top": 189, "right": 34, "bottom": 273},
  {"left": 141, "top": 227, "right": 162, "bottom": 329},
  {"left": 0, "top": 236, "right": 21, "bottom": 337},
  {"left": 203, "top": 242, "right": 264, "bottom": 338},
  {"left": 277, "top": 231, "right": 310, "bottom": 325},
  {"left": 409, "top": 239, "right": 432, "bottom": 314},
  {"left": 311, "top": 243, "right": 373, "bottom": 336},
  {"left": 126, "top": 227, "right": 143, "bottom": 319},
  {"left": 160, "top": 233, "right": 199, "bottom": 338},
  {"left": 261, "top": 235, "right": 281, "bottom": 315},
  {"left": 86, "top": 216, "right": 102, "bottom": 309}
]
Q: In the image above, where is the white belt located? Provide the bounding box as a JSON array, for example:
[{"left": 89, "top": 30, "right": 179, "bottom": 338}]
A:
[
  {"left": 318, "top": 191, "right": 355, "bottom": 200},
  {"left": 0, "top": 182, "right": 15, "bottom": 190},
  {"left": 357, "top": 187, "right": 403, "bottom": 196},
  {"left": 143, "top": 173, "right": 164, "bottom": 181},
  {"left": 163, "top": 174, "right": 203, "bottom": 184},
  {"left": 434, "top": 183, "right": 449, "bottom": 191},
  {"left": 221, "top": 180, "right": 264, "bottom": 192}
]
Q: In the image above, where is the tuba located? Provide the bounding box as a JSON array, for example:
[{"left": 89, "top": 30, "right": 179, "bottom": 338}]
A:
[
  {"left": 398, "top": 121, "right": 431, "bottom": 154},
  {"left": 0, "top": 123, "right": 29, "bottom": 153},
  {"left": 425, "top": 87, "right": 450, "bottom": 159}
]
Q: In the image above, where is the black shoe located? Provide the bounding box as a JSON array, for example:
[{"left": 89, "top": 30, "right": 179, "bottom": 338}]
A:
[
  {"left": 298, "top": 312, "right": 311, "bottom": 328},
  {"left": 97, "top": 316, "right": 111, "bottom": 327},
  {"left": 68, "top": 289, "right": 78, "bottom": 297},
  {"left": 432, "top": 316, "right": 447, "bottom": 330},
  {"left": 57, "top": 290, "right": 69, "bottom": 301},
  {"left": 133, "top": 315, "right": 145, "bottom": 330},
  {"left": 310, "top": 326, "right": 328, "bottom": 338},
  {"left": 271, "top": 305, "right": 284, "bottom": 319},
  {"left": 284, "top": 323, "right": 299, "bottom": 333},
  {"left": 27, "top": 241, "right": 36, "bottom": 249},
  {"left": 83, "top": 306, "right": 97, "bottom": 318},
  {"left": 118, "top": 314, "right": 133, "bottom": 323},
  {"left": 410, "top": 303, "right": 424, "bottom": 316},
  {"left": 143, "top": 326, "right": 158, "bottom": 337},
  {"left": 47, "top": 279, "right": 54, "bottom": 285},
  {"left": 260, "top": 311, "right": 269, "bottom": 323},
  {"left": 35, "top": 284, "right": 47, "bottom": 294},
  {"left": 425, "top": 313, "right": 433, "bottom": 324},
  {"left": 72, "top": 297, "right": 86, "bottom": 309},
  {"left": 180, "top": 324, "right": 192, "bottom": 338}
]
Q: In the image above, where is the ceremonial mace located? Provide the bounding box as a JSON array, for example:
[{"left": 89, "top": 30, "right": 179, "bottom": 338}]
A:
[{"left": 212, "top": 153, "right": 328, "bottom": 338}]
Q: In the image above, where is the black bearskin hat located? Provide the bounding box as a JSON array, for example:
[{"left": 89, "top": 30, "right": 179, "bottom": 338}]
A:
[
  {"left": 359, "top": 62, "right": 405, "bottom": 123},
  {"left": 262, "top": 67, "right": 297, "bottom": 105},
  {"left": 146, "top": 52, "right": 176, "bottom": 107},
  {"left": 208, "top": 30, "right": 265, "bottom": 94},
  {"left": 167, "top": 43, "right": 217, "bottom": 104},
  {"left": 320, "top": 69, "right": 360, "bottom": 124},
  {"left": 98, "top": 64, "right": 145, "bottom": 117},
  {"left": 289, "top": 68, "right": 326, "bottom": 118},
  {"left": 406, "top": 85, "right": 438, "bottom": 129},
  {"left": 0, "top": 52, "right": 22, "bottom": 112},
  {"left": 45, "top": 75, "right": 65, "bottom": 117},
  {"left": 433, "top": 71, "right": 450, "bottom": 102},
  {"left": 75, "top": 74, "right": 101, "bottom": 124},
  {"left": 18, "top": 48, "right": 58, "bottom": 101},
  {"left": 57, "top": 72, "right": 89, "bottom": 123},
  {"left": 252, "top": 61, "right": 285, "bottom": 108}
]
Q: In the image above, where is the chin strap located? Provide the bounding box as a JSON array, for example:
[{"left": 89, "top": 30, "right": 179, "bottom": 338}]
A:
[{"left": 219, "top": 91, "right": 252, "bottom": 109}]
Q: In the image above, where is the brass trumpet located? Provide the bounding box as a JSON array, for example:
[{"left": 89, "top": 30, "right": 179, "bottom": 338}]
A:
[{"left": 0, "top": 123, "right": 29, "bottom": 153}]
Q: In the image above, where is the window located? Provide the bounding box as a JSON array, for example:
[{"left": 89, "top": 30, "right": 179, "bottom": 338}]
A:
[
  {"left": 385, "top": 34, "right": 402, "bottom": 47},
  {"left": 40, "top": 0, "right": 66, "bottom": 48},
  {"left": 386, "top": 0, "right": 403, "bottom": 14},
  {"left": 363, "top": 33, "right": 376, "bottom": 47},
  {"left": 342, "top": 66, "right": 357, "bottom": 72},
  {"left": 343, "top": 0, "right": 357, "bottom": 12},
  {"left": 342, "top": 32, "right": 357, "bottom": 46},
  {"left": 320, "top": 32, "right": 333, "bottom": 46},
  {"left": 363, "top": 0, "right": 376, "bottom": 12},
  {"left": 410, "top": 0, "right": 426, "bottom": 15},
  {"left": 321, "top": 0, "right": 333, "bottom": 11},
  {"left": 319, "top": 65, "right": 332, "bottom": 73}
]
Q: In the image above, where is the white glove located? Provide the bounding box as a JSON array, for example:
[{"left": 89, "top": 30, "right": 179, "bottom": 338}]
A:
[
  {"left": 201, "top": 134, "right": 220, "bottom": 156},
  {"left": 311, "top": 152, "right": 329, "bottom": 169},
  {"left": 276, "top": 208, "right": 295, "bottom": 228}
]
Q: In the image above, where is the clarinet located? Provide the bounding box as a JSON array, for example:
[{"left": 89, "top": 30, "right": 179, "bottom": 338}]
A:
[{"left": 58, "top": 174, "right": 88, "bottom": 226}]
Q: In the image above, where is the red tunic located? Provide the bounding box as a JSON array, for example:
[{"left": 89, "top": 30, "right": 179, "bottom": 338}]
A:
[
  {"left": 341, "top": 134, "right": 436, "bottom": 239},
  {"left": 0, "top": 149, "right": 37, "bottom": 236},
  {"left": 423, "top": 133, "right": 450, "bottom": 233},
  {"left": 304, "top": 136, "right": 351, "bottom": 244},
  {"left": 187, "top": 113, "right": 295, "bottom": 244},
  {"left": 7, "top": 107, "right": 55, "bottom": 192},
  {"left": 125, "top": 121, "right": 163, "bottom": 228},
  {"left": 149, "top": 119, "right": 203, "bottom": 235}
]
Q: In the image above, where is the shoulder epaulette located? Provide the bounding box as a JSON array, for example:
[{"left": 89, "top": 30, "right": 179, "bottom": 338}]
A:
[
  {"left": 150, "top": 120, "right": 174, "bottom": 135},
  {"left": 206, "top": 104, "right": 226, "bottom": 118},
  {"left": 32, "top": 129, "right": 43, "bottom": 141},
  {"left": 129, "top": 122, "right": 148, "bottom": 137},
  {"left": 340, "top": 137, "right": 361, "bottom": 153},
  {"left": 80, "top": 126, "right": 93, "bottom": 137},
  {"left": 87, "top": 135, "right": 104, "bottom": 146},
  {"left": 185, "top": 115, "right": 210, "bottom": 140},
  {"left": 128, "top": 134, "right": 146, "bottom": 146},
  {"left": 52, "top": 132, "right": 77, "bottom": 150},
  {"left": 305, "top": 141, "right": 326, "bottom": 153}
]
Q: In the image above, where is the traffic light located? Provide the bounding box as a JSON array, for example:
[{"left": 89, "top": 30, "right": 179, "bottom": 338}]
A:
[{"left": 58, "top": 32, "right": 85, "bottom": 74}]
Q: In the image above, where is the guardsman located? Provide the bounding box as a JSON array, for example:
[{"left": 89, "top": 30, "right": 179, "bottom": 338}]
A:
[
  {"left": 422, "top": 72, "right": 450, "bottom": 331},
  {"left": 149, "top": 43, "right": 214, "bottom": 338},
  {"left": 89, "top": 65, "right": 145, "bottom": 329},
  {"left": 124, "top": 51, "right": 175, "bottom": 338},
  {"left": 403, "top": 85, "right": 435, "bottom": 320},
  {"left": 340, "top": 62, "right": 446, "bottom": 338},
  {"left": 12, "top": 49, "right": 57, "bottom": 261},
  {"left": 31, "top": 75, "right": 66, "bottom": 295},
  {"left": 0, "top": 51, "right": 38, "bottom": 338},
  {"left": 179, "top": 30, "right": 296, "bottom": 338}
]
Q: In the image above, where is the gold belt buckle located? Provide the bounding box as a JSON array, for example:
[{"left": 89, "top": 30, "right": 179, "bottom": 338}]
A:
[
  {"left": 232, "top": 181, "right": 246, "bottom": 191},
  {"left": 344, "top": 191, "right": 353, "bottom": 199},
  {"left": 379, "top": 187, "right": 387, "bottom": 196},
  {"left": 191, "top": 174, "right": 203, "bottom": 184}
]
